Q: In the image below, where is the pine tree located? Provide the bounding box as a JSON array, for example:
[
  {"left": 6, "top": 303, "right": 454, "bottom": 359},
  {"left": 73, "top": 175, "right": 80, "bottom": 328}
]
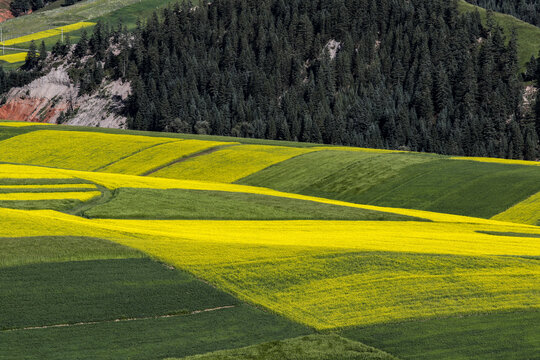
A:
[{"left": 23, "top": 41, "right": 39, "bottom": 70}]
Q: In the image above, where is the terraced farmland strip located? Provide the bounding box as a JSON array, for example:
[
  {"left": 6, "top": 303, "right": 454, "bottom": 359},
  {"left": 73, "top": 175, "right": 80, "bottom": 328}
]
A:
[
  {"left": 0, "top": 130, "right": 171, "bottom": 171},
  {"left": 355, "top": 160, "right": 540, "bottom": 218},
  {"left": 82, "top": 188, "right": 423, "bottom": 221},
  {"left": 0, "top": 183, "right": 97, "bottom": 190},
  {"left": 101, "top": 140, "right": 232, "bottom": 175},
  {"left": 491, "top": 191, "right": 540, "bottom": 226},
  {"left": 152, "top": 144, "right": 319, "bottom": 183},
  {"left": 452, "top": 156, "right": 540, "bottom": 166},
  {"left": 0, "top": 199, "right": 84, "bottom": 211},
  {"left": 0, "top": 164, "right": 75, "bottom": 179},
  {"left": 0, "top": 122, "right": 51, "bottom": 127},
  {"left": 0, "top": 191, "right": 101, "bottom": 201}
]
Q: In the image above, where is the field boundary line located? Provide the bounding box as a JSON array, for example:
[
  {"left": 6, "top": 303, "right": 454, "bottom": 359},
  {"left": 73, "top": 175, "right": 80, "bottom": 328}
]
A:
[
  {"left": 93, "top": 140, "right": 179, "bottom": 172},
  {"left": 142, "top": 144, "right": 238, "bottom": 176},
  {"left": 2, "top": 305, "right": 236, "bottom": 332}
]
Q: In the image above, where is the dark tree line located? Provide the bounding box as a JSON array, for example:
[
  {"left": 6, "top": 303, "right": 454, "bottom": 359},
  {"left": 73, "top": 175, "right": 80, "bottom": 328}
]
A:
[
  {"left": 15, "top": 0, "right": 540, "bottom": 159},
  {"left": 465, "top": 0, "right": 540, "bottom": 27},
  {"left": 10, "top": 0, "right": 82, "bottom": 16}
]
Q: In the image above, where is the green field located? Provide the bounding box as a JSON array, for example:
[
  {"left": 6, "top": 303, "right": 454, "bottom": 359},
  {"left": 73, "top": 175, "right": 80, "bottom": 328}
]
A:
[
  {"left": 82, "top": 188, "right": 423, "bottom": 221},
  {"left": 0, "top": 305, "right": 309, "bottom": 360},
  {"left": 0, "top": 235, "right": 311, "bottom": 358},
  {"left": 239, "top": 152, "right": 540, "bottom": 219},
  {"left": 174, "top": 334, "right": 397, "bottom": 360},
  {"left": 341, "top": 311, "right": 540, "bottom": 360}
]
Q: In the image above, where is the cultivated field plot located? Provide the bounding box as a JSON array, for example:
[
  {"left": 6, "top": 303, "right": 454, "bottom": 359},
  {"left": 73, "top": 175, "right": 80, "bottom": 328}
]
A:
[
  {"left": 1, "top": 126, "right": 539, "bottom": 359},
  {"left": 0, "top": 176, "right": 102, "bottom": 211},
  {"left": 101, "top": 140, "right": 233, "bottom": 175},
  {"left": 0, "top": 53, "right": 28, "bottom": 63},
  {"left": 152, "top": 144, "right": 320, "bottom": 183},
  {"left": 0, "top": 233, "right": 309, "bottom": 359},
  {"left": 0, "top": 130, "right": 172, "bottom": 171},
  {"left": 0, "top": 22, "right": 95, "bottom": 46},
  {"left": 240, "top": 151, "right": 540, "bottom": 220},
  {"left": 0, "top": 121, "right": 51, "bottom": 127},
  {"left": 492, "top": 191, "right": 540, "bottom": 226}
]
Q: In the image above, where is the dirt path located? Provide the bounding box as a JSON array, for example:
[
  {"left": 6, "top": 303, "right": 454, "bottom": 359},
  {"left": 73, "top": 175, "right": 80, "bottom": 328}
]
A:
[{"left": 3, "top": 305, "right": 237, "bottom": 332}]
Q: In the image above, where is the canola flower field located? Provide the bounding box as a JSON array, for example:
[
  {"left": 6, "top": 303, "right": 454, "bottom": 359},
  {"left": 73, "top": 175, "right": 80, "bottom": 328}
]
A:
[
  {"left": 492, "top": 190, "right": 540, "bottom": 225},
  {"left": 0, "top": 52, "right": 29, "bottom": 63},
  {"left": 152, "top": 144, "right": 320, "bottom": 183},
  {"left": 0, "top": 22, "right": 95, "bottom": 47},
  {"left": 0, "top": 121, "right": 51, "bottom": 127},
  {"left": 0, "top": 123, "right": 539, "bottom": 359},
  {"left": 101, "top": 139, "right": 233, "bottom": 175}
]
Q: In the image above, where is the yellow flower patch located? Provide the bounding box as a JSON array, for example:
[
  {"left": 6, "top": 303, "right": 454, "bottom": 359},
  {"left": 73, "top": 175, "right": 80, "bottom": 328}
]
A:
[
  {"left": 0, "top": 130, "right": 171, "bottom": 171},
  {"left": 0, "top": 191, "right": 101, "bottom": 201},
  {"left": 0, "top": 121, "right": 51, "bottom": 126},
  {"left": 492, "top": 191, "right": 540, "bottom": 225},
  {"left": 152, "top": 144, "right": 320, "bottom": 183},
  {"left": 0, "top": 22, "right": 95, "bottom": 46},
  {"left": 0, "top": 52, "right": 28, "bottom": 63},
  {"left": 101, "top": 139, "right": 233, "bottom": 175},
  {"left": 452, "top": 156, "right": 540, "bottom": 166}
]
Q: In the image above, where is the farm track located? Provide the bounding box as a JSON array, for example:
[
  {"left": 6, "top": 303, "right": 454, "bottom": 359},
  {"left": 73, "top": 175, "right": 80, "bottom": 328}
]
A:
[{"left": 2, "top": 305, "right": 237, "bottom": 332}]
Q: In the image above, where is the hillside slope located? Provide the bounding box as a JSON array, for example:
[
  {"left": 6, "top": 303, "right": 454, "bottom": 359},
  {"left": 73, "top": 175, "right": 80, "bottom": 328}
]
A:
[
  {"left": 0, "top": 123, "right": 539, "bottom": 359},
  {"left": 1, "top": 124, "right": 539, "bottom": 223},
  {"left": 458, "top": 0, "right": 540, "bottom": 72}
]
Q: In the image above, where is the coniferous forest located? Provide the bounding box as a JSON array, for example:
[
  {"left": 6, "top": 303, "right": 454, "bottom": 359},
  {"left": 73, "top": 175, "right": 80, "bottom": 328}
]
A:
[
  {"left": 21, "top": 0, "right": 540, "bottom": 159},
  {"left": 465, "top": 0, "right": 540, "bottom": 26}
]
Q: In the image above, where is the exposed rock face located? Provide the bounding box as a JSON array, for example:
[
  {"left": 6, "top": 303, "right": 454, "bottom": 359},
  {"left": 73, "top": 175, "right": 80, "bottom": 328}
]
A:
[
  {"left": 0, "top": 67, "right": 129, "bottom": 128},
  {"left": 0, "top": 9, "right": 14, "bottom": 22},
  {"left": 0, "top": 0, "right": 14, "bottom": 23}
]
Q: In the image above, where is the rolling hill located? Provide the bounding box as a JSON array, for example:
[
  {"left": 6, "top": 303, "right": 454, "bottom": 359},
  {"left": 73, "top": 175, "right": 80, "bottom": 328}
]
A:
[{"left": 0, "top": 122, "right": 539, "bottom": 359}]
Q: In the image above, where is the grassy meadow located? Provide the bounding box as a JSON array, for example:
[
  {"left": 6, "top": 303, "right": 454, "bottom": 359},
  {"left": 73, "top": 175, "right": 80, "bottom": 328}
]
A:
[{"left": 0, "top": 123, "right": 539, "bottom": 359}]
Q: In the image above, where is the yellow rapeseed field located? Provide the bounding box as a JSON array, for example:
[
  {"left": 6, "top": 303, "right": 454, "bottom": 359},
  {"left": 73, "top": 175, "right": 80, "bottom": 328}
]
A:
[
  {"left": 1, "top": 205, "right": 537, "bottom": 330},
  {"left": 452, "top": 156, "right": 540, "bottom": 166},
  {"left": 0, "top": 22, "right": 95, "bottom": 46},
  {"left": 92, "top": 219, "right": 540, "bottom": 257},
  {"left": 152, "top": 144, "right": 320, "bottom": 182},
  {"left": 0, "top": 164, "right": 75, "bottom": 179},
  {"left": 0, "top": 52, "right": 28, "bottom": 63},
  {"left": 0, "top": 183, "right": 96, "bottom": 190},
  {"left": 101, "top": 139, "right": 233, "bottom": 175},
  {"left": 492, "top": 191, "right": 540, "bottom": 225},
  {"left": 90, "top": 219, "right": 540, "bottom": 329},
  {"left": 0, "top": 191, "right": 101, "bottom": 201},
  {"left": 0, "top": 121, "right": 51, "bottom": 126},
  {"left": 0, "top": 130, "right": 171, "bottom": 171}
]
